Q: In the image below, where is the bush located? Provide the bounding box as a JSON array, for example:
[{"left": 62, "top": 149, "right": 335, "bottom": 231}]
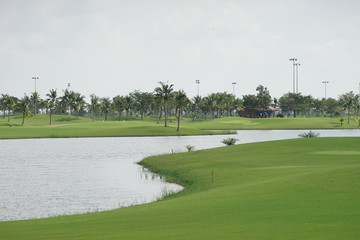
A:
[
  {"left": 221, "top": 138, "right": 239, "bottom": 146},
  {"left": 276, "top": 113, "right": 284, "bottom": 118},
  {"left": 298, "top": 130, "right": 319, "bottom": 138},
  {"left": 185, "top": 145, "right": 195, "bottom": 152}
]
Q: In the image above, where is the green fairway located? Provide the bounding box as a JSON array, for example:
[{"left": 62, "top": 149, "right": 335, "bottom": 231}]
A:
[
  {"left": 0, "top": 114, "right": 358, "bottom": 139},
  {"left": 1, "top": 137, "right": 359, "bottom": 239},
  {"left": 184, "top": 116, "right": 360, "bottom": 130},
  {"left": 0, "top": 114, "right": 230, "bottom": 139}
]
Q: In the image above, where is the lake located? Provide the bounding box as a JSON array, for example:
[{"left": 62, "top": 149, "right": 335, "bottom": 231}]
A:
[{"left": 1, "top": 129, "right": 359, "bottom": 221}]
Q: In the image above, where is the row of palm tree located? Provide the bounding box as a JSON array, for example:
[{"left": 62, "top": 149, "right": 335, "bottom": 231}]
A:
[{"left": 1, "top": 82, "right": 359, "bottom": 128}]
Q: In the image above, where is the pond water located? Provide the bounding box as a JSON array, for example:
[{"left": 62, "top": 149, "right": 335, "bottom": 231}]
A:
[{"left": 0, "top": 129, "right": 359, "bottom": 221}]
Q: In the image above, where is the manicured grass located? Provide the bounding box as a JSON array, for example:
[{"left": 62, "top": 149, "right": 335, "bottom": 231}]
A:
[
  {"left": 1, "top": 137, "right": 359, "bottom": 239},
  {"left": 185, "top": 116, "right": 360, "bottom": 130},
  {"left": 0, "top": 115, "right": 229, "bottom": 139},
  {"left": 0, "top": 114, "right": 358, "bottom": 139}
]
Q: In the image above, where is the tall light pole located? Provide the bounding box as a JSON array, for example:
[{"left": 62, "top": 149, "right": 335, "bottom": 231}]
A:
[
  {"left": 32, "top": 76, "right": 39, "bottom": 114},
  {"left": 289, "top": 58, "right": 297, "bottom": 93},
  {"left": 232, "top": 82, "right": 236, "bottom": 95},
  {"left": 195, "top": 80, "right": 200, "bottom": 96},
  {"left": 322, "top": 81, "right": 329, "bottom": 99},
  {"left": 295, "top": 62, "right": 300, "bottom": 93},
  {"left": 32, "top": 76, "right": 39, "bottom": 93}
]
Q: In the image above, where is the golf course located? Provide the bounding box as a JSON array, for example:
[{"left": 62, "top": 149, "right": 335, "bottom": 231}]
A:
[
  {"left": 0, "top": 114, "right": 359, "bottom": 139},
  {"left": 1, "top": 134, "right": 359, "bottom": 239}
]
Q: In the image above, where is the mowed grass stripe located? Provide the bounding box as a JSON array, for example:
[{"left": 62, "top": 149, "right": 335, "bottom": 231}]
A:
[{"left": 1, "top": 137, "right": 359, "bottom": 239}]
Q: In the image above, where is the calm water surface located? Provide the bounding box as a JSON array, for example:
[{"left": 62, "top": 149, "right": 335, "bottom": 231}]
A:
[{"left": 1, "top": 129, "right": 359, "bottom": 221}]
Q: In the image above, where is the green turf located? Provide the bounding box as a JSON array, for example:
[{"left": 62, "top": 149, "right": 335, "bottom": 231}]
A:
[
  {"left": 1, "top": 137, "right": 359, "bottom": 239},
  {"left": 0, "top": 114, "right": 358, "bottom": 139}
]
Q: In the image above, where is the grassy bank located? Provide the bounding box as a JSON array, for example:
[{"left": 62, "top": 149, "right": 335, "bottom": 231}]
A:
[
  {"left": 1, "top": 137, "right": 359, "bottom": 239},
  {"left": 0, "top": 115, "right": 230, "bottom": 139},
  {"left": 0, "top": 114, "right": 359, "bottom": 139}
]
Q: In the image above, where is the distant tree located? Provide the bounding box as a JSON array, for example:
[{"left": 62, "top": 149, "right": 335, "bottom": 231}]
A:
[
  {"left": 154, "top": 81, "right": 174, "bottom": 127},
  {"left": 338, "top": 91, "right": 359, "bottom": 124},
  {"left": 46, "top": 89, "right": 57, "bottom": 125},
  {"left": 89, "top": 94, "right": 100, "bottom": 121},
  {"left": 324, "top": 97, "right": 338, "bottom": 117},
  {"left": 30, "top": 92, "right": 41, "bottom": 115},
  {"left": 0, "top": 94, "right": 6, "bottom": 118},
  {"left": 112, "top": 95, "right": 126, "bottom": 121},
  {"left": 124, "top": 95, "right": 134, "bottom": 119},
  {"left": 279, "top": 92, "right": 309, "bottom": 117},
  {"left": 2, "top": 94, "right": 17, "bottom": 122},
  {"left": 199, "top": 96, "right": 212, "bottom": 120},
  {"left": 72, "top": 92, "right": 86, "bottom": 119},
  {"left": 100, "top": 97, "right": 112, "bottom": 121},
  {"left": 60, "top": 89, "right": 75, "bottom": 115},
  {"left": 17, "top": 96, "right": 32, "bottom": 125},
  {"left": 242, "top": 94, "right": 258, "bottom": 118},
  {"left": 256, "top": 85, "right": 272, "bottom": 111},
  {"left": 174, "top": 90, "right": 190, "bottom": 131},
  {"left": 131, "top": 91, "right": 154, "bottom": 120}
]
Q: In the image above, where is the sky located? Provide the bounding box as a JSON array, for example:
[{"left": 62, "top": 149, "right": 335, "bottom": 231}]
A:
[{"left": 1, "top": 0, "right": 360, "bottom": 100}]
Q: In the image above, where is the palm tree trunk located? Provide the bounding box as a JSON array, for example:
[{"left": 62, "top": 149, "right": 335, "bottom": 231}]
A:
[
  {"left": 347, "top": 108, "right": 350, "bottom": 124},
  {"left": 49, "top": 110, "right": 52, "bottom": 125},
  {"left": 176, "top": 108, "right": 180, "bottom": 131},
  {"left": 164, "top": 101, "right": 168, "bottom": 127},
  {"left": 21, "top": 112, "right": 25, "bottom": 126}
]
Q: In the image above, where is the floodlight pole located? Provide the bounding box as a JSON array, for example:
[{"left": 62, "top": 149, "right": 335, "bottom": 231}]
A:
[
  {"left": 322, "top": 81, "right": 329, "bottom": 99},
  {"left": 232, "top": 82, "right": 236, "bottom": 96},
  {"left": 289, "top": 58, "right": 297, "bottom": 93},
  {"left": 195, "top": 80, "right": 200, "bottom": 96},
  {"left": 295, "top": 62, "right": 300, "bottom": 93}
]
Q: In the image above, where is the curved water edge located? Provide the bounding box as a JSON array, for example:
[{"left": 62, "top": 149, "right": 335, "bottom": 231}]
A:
[{"left": 0, "top": 129, "right": 359, "bottom": 222}]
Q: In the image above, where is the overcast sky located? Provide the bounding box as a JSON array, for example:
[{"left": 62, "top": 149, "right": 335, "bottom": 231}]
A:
[{"left": 1, "top": 0, "right": 360, "bottom": 100}]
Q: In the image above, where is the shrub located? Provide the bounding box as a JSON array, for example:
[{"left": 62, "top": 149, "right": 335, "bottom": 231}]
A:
[
  {"left": 298, "top": 130, "right": 319, "bottom": 138},
  {"left": 221, "top": 138, "right": 239, "bottom": 146},
  {"left": 185, "top": 145, "right": 195, "bottom": 152}
]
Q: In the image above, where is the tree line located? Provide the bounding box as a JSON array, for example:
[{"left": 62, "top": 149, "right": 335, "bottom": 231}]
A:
[{"left": 1, "top": 82, "right": 359, "bottom": 128}]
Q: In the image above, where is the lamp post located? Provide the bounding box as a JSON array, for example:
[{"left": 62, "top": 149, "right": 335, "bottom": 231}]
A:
[
  {"left": 322, "top": 81, "right": 329, "bottom": 99},
  {"left": 232, "top": 82, "right": 236, "bottom": 96},
  {"left": 295, "top": 62, "right": 300, "bottom": 93},
  {"left": 289, "top": 58, "right": 297, "bottom": 93},
  {"left": 195, "top": 80, "right": 200, "bottom": 96}
]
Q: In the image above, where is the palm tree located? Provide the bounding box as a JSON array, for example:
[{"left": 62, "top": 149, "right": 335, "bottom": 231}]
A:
[
  {"left": 17, "top": 96, "right": 32, "bottom": 125},
  {"left": 131, "top": 91, "right": 154, "bottom": 120},
  {"left": 0, "top": 94, "right": 7, "bottom": 118},
  {"left": 174, "top": 90, "right": 190, "bottom": 131},
  {"left": 339, "top": 91, "right": 359, "bottom": 124},
  {"left": 154, "top": 81, "right": 174, "bottom": 127},
  {"left": 61, "top": 89, "right": 75, "bottom": 115},
  {"left": 113, "top": 95, "right": 125, "bottom": 121},
  {"left": 100, "top": 97, "right": 112, "bottom": 120},
  {"left": 89, "top": 94, "right": 100, "bottom": 121},
  {"left": 30, "top": 92, "right": 41, "bottom": 115},
  {"left": 46, "top": 89, "right": 57, "bottom": 125},
  {"left": 2, "top": 94, "right": 16, "bottom": 122},
  {"left": 72, "top": 92, "right": 86, "bottom": 119}
]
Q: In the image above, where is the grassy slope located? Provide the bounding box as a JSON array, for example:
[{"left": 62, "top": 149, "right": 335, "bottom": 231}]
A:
[
  {"left": 1, "top": 115, "right": 358, "bottom": 139},
  {"left": 1, "top": 137, "right": 359, "bottom": 239},
  {"left": 185, "top": 116, "right": 359, "bottom": 130},
  {"left": 0, "top": 115, "right": 227, "bottom": 139}
]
